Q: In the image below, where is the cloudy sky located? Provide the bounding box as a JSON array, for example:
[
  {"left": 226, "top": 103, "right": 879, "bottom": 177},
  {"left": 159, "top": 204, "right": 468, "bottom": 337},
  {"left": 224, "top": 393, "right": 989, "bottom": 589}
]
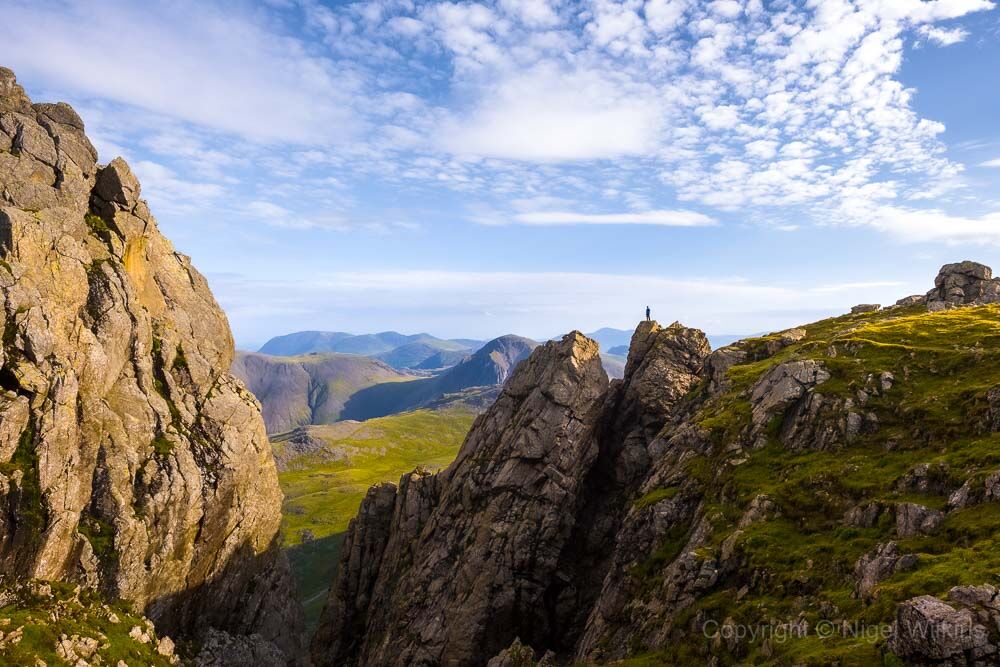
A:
[{"left": 2, "top": 0, "right": 999, "bottom": 347}]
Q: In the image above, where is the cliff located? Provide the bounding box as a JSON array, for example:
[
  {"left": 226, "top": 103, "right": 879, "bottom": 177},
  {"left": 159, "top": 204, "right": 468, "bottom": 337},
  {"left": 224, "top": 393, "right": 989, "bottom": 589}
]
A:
[
  {"left": 0, "top": 67, "right": 302, "bottom": 662},
  {"left": 314, "top": 262, "right": 1000, "bottom": 665}
]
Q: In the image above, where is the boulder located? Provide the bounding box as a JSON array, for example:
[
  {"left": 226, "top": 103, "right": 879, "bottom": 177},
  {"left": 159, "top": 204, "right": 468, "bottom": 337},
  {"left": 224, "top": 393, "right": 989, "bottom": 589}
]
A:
[
  {"left": 850, "top": 304, "right": 881, "bottom": 314},
  {"left": 749, "top": 360, "right": 830, "bottom": 428},
  {"left": 896, "top": 503, "right": 944, "bottom": 538},
  {"left": 889, "top": 589, "right": 999, "bottom": 664},
  {"left": 854, "top": 542, "right": 917, "bottom": 599}
]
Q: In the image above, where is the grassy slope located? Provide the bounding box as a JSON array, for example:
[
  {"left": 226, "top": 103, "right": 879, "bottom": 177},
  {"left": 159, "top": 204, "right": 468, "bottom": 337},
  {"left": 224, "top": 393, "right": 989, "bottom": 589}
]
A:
[
  {"left": 0, "top": 580, "right": 174, "bottom": 666},
  {"left": 276, "top": 409, "right": 476, "bottom": 628},
  {"left": 625, "top": 304, "right": 1000, "bottom": 665}
]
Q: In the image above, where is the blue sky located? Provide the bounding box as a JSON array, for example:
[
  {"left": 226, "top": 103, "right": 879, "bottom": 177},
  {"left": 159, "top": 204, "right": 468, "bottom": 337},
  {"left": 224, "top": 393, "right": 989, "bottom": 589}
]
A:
[{"left": 2, "top": 0, "right": 999, "bottom": 348}]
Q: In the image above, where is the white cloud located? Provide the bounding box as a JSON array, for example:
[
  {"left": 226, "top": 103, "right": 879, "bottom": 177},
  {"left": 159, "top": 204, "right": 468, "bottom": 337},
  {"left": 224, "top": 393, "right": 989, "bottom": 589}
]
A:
[
  {"left": 644, "top": 0, "right": 689, "bottom": 33},
  {"left": 864, "top": 206, "right": 1000, "bottom": 244},
  {"left": 981, "top": 158, "right": 1000, "bottom": 168},
  {"left": 438, "top": 65, "right": 664, "bottom": 161},
  {"left": 131, "top": 160, "right": 225, "bottom": 214},
  {"left": 0, "top": 0, "right": 360, "bottom": 144},
  {"left": 387, "top": 16, "right": 425, "bottom": 36},
  {"left": 511, "top": 209, "right": 716, "bottom": 226},
  {"left": 499, "top": 0, "right": 560, "bottom": 27},
  {"left": 214, "top": 268, "right": 923, "bottom": 343},
  {"left": 917, "top": 25, "right": 971, "bottom": 45}
]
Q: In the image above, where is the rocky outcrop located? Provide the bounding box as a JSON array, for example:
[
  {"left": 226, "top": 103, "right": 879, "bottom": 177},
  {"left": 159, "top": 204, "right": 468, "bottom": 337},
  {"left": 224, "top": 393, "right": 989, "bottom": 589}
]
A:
[
  {"left": 312, "top": 323, "right": 710, "bottom": 666},
  {"left": 926, "top": 261, "right": 1000, "bottom": 311},
  {"left": 749, "top": 360, "right": 831, "bottom": 429},
  {"left": 0, "top": 67, "right": 301, "bottom": 660}
]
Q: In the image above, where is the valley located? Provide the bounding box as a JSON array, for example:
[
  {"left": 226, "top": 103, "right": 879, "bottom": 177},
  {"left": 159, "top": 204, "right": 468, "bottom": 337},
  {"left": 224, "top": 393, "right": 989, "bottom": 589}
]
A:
[{"left": 272, "top": 408, "right": 476, "bottom": 628}]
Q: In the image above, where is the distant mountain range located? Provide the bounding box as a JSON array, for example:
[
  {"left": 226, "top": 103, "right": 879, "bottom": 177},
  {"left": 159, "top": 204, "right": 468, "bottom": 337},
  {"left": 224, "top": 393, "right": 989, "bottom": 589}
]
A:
[
  {"left": 232, "top": 352, "right": 413, "bottom": 433},
  {"left": 239, "top": 332, "right": 636, "bottom": 433},
  {"left": 259, "top": 330, "right": 480, "bottom": 360},
  {"left": 242, "top": 326, "right": 750, "bottom": 433}
]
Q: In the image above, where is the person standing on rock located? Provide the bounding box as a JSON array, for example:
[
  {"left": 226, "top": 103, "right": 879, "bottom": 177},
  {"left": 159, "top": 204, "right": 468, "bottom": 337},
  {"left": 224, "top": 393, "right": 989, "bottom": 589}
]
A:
[{"left": 646, "top": 306, "right": 651, "bottom": 321}]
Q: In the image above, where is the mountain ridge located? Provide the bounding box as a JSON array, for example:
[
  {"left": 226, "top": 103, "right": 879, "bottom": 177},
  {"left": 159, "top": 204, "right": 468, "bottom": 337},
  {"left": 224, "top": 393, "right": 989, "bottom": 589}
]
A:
[{"left": 311, "top": 261, "right": 1000, "bottom": 666}]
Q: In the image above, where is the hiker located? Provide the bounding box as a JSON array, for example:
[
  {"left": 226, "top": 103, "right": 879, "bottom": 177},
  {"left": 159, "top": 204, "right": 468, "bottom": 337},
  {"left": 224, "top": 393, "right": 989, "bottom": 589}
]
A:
[{"left": 646, "top": 306, "right": 651, "bottom": 321}]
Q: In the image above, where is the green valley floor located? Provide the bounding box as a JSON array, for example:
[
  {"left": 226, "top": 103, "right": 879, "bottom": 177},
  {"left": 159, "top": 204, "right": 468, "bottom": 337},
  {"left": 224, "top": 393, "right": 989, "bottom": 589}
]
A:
[{"left": 274, "top": 409, "right": 476, "bottom": 627}]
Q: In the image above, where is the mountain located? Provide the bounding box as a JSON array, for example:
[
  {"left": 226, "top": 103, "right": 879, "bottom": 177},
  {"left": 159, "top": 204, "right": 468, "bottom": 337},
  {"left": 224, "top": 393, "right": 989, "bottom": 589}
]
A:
[
  {"left": 600, "top": 352, "right": 627, "bottom": 379},
  {"left": 231, "top": 352, "right": 414, "bottom": 433},
  {"left": 0, "top": 67, "right": 300, "bottom": 662},
  {"left": 312, "top": 262, "right": 1000, "bottom": 666},
  {"left": 339, "top": 334, "right": 539, "bottom": 420},
  {"left": 259, "top": 330, "right": 471, "bottom": 359},
  {"left": 413, "top": 347, "right": 472, "bottom": 370},
  {"left": 375, "top": 341, "right": 471, "bottom": 370}
]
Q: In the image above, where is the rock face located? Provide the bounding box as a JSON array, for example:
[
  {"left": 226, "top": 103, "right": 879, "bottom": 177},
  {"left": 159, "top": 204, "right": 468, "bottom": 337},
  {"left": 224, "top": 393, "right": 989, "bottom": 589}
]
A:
[
  {"left": 312, "top": 323, "right": 710, "bottom": 666},
  {"left": 0, "top": 67, "right": 301, "bottom": 660}
]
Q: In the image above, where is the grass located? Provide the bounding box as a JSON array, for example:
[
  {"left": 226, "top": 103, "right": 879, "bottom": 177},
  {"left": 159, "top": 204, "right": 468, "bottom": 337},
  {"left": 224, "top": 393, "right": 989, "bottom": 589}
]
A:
[
  {"left": 613, "top": 304, "right": 1000, "bottom": 664},
  {"left": 275, "top": 408, "right": 475, "bottom": 629},
  {"left": 633, "top": 486, "right": 681, "bottom": 510},
  {"left": 0, "top": 424, "right": 45, "bottom": 543},
  {"left": 0, "top": 579, "right": 174, "bottom": 666}
]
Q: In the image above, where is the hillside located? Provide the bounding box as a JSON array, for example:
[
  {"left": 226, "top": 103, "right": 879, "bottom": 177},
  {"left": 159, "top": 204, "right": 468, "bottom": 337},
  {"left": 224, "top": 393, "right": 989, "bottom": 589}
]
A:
[
  {"left": 274, "top": 409, "right": 475, "bottom": 629},
  {"left": 232, "top": 351, "right": 415, "bottom": 433},
  {"left": 375, "top": 341, "right": 471, "bottom": 369},
  {"left": 0, "top": 66, "right": 300, "bottom": 663},
  {"left": 340, "top": 334, "right": 539, "bottom": 419},
  {"left": 312, "top": 262, "right": 1000, "bottom": 666}
]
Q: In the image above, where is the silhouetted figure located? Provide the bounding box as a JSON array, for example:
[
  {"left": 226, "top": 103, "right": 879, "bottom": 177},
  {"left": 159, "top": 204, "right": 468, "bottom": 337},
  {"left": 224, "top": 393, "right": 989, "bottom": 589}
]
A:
[{"left": 646, "top": 306, "right": 651, "bottom": 321}]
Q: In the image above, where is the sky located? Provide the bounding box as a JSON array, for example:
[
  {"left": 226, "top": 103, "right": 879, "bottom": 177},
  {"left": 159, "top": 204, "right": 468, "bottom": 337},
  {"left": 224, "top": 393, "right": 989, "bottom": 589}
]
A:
[{"left": 2, "top": 0, "right": 1000, "bottom": 349}]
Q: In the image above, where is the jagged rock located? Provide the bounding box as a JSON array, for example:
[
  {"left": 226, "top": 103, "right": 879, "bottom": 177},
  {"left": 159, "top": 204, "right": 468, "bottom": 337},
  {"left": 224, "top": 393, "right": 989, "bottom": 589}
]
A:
[
  {"left": 487, "top": 638, "right": 556, "bottom": 667},
  {"left": 926, "top": 261, "right": 1000, "bottom": 311},
  {"left": 948, "top": 472, "right": 1000, "bottom": 510},
  {"left": 194, "top": 628, "right": 287, "bottom": 667},
  {"left": 749, "top": 360, "right": 830, "bottom": 429},
  {"left": 313, "top": 332, "right": 609, "bottom": 666},
  {"left": 851, "top": 303, "right": 881, "bottom": 314},
  {"left": 854, "top": 542, "right": 917, "bottom": 599},
  {"left": 896, "top": 503, "right": 944, "bottom": 538},
  {"left": 844, "top": 501, "right": 888, "bottom": 528},
  {"left": 896, "top": 463, "right": 952, "bottom": 495},
  {"left": 313, "top": 322, "right": 712, "bottom": 666},
  {"left": 704, "top": 345, "right": 747, "bottom": 393},
  {"left": 93, "top": 157, "right": 140, "bottom": 209},
  {"left": 763, "top": 327, "right": 806, "bottom": 356},
  {"left": 737, "top": 494, "right": 778, "bottom": 528},
  {"left": 982, "top": 386, "right": 1000, "bottom": 434},
  {"left": 0, "top": 67, "right": 301, "bottom": 661},
  {"left": 889, "top": 589, "right": 999, "bottom": 664},
  {"left": 620, "top": 321, "right": 709, "bottom": 425}
]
